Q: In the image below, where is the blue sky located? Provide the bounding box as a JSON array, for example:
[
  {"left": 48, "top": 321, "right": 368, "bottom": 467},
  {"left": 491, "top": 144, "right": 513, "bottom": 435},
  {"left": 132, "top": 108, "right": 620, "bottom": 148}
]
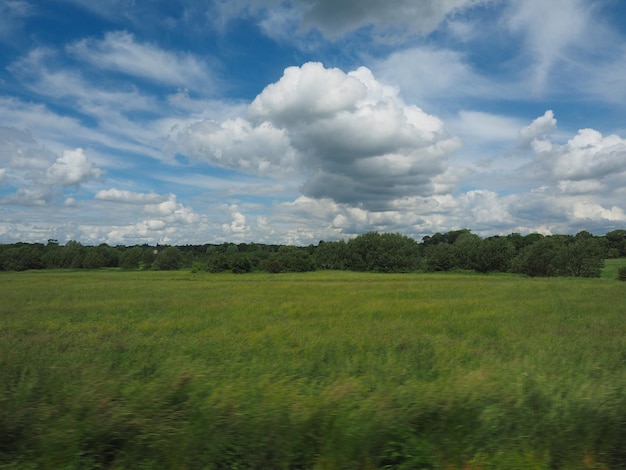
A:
[{"left": 1, "top": 0, "right": 625, "bottom": 245}]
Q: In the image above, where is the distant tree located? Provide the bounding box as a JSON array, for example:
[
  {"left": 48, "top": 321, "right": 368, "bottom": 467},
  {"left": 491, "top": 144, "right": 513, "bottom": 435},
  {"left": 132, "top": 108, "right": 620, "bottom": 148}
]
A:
[
  {"left": 347, "top": 232, "right": 421, "bottom": 272},
  {"left": 141, "top": 247, "right": 157, "bottom": 268},
  {"left": 82, "top": 244, "right": 119, "bottom": 269},
  {"left": 152, "top": 246, "right": 183, "bottom": 270},
  {"left": 103, "top": 244, "right": 120, "bottom": 267},
  {"left": 452, "top": 232, "right": 482, "bottom": 271},
  {"left": 0, "top": 243, "right": 44, "bottom": 271},
  {"left": 60, "top": 241, "right": 86, "bottom": 269},
  {"left": 424, "top": 243, "right": 455, "bottom": 272},
  {"left": 82, "top": 248, "right": 106, "bottom": 269},
  {"left": 208, "top": 253, "right": 231, "bottom": 273},
  {"left": 42, "top": 242, "right": 63, "bottom": 268},
  {"left": 262, "top": 257, "right": 284, "bottom": 274},
  {"left": 421, "top": 232, "right": 445, "bottom": 247},
  {"left": 215, "top": 242, "right": 239, "bottom": 254},
  {"left": 512, "top": 236, "right": 565, "bottom": 277},
  {"left": 474, "top": 236, "right": 516, "bottom": 273},
  {"left": 273, "top": 246, "right": 316, "bottom": 272},
  {"left": 231, "top": 256, "right": 252, "bottom": 274},
  {"left": 512, "top": 234, "right": 604, "bottom": 278},
  {"left": 314, "top": 240, "right": 349, "bottom": 270},
  {"left": 507, "top": 233, "right": 545, "bottom": 253},
  {"left": 605, "top": 230, "right": 626, "bottom": 257},
  {"left": 119, "top": 246, "right": 144, "bottom": 270},
  {"left": 560, "top": 232, "right": 605, "bottom": 277},
  {"left": 259, "top": 246, "right": 316, "bottom": 273},
  {"left": 443, "top": 229, "right": 473, "bottom": 245}
]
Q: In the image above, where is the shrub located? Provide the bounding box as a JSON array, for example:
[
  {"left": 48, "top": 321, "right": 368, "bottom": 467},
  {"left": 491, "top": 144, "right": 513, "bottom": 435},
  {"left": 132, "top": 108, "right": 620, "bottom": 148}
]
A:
[
  {"left": 191, "top": 261, "right": 207, "bottom": 273},
  {"left": 232, "top": 257, "right": 252, "bottom": 274},
  {"left": 618, "top": 267, "right": 626, "bottom": 281}
]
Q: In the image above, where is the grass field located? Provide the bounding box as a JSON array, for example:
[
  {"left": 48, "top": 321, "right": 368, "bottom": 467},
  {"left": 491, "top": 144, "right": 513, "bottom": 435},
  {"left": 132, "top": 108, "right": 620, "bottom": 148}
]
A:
[{"left": 1, "top": 268, "right": 626, "bottom": 469}]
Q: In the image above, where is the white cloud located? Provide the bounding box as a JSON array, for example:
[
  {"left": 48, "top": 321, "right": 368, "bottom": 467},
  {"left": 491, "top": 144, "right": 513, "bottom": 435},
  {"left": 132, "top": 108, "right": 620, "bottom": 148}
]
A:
[
  {"left": 518, "top": 110, "right": 557, "bottom": 147},
  {"left": 45, "top": 148, "right": 103, "bottom": 187},
  {"left": 1, "top": 186, "right": 52, "bottom": 206},
  {"left": 222, "top": 205, "right": 250, "bottom": 236},
  {"left": 173, "top": 118, "right": 298, "bottom": 177},
  {"left": 66, "top": 31, "right": 215, "bottom": 91},
  {"left": 532, "top": 127, "right": 626, "bottom": 183},
  {"left": 95, "top": 188, "right": 169, "bottom": 204},
  {"left": 571, "top": 202, "right": 626, "bottom": 222},
  {"left": 144, "top": 194, "right": 199, "bottom": 225},
  {"left": 248, "top": 63, "right": 373, "bottom": 124},
  {"left": 557, "top": 180, "right": 605, "bottom": 195},
  {"left": 459, "top": 190, "right": 513, "bottom": 226}
]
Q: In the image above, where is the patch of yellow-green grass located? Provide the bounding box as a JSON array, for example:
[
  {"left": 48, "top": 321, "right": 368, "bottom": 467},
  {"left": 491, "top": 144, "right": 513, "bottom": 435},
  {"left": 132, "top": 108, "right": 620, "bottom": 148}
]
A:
[{"left": 1, "top": 270, "right": 625, "bottom": 468}]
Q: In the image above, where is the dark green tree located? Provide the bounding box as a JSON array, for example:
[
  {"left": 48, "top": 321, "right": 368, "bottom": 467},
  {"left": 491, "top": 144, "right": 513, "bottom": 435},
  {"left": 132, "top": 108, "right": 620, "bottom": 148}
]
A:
[
  {"left": 141, "top": 247, "right": 157, "bottom": 268},
  {"left": 424, "top": 243, "right": 455, "bottom": 272},
  {"left": 605, "top": 230, "right": 626, "bottom": 257},
  {"left": 512, "top": 236, "right": 564, "bottom": 277},
  {"left": 511, "top": 234, "right": 604, "bottom": 277},
  {"left": 82, "top": 244, "right": 119, "bottom": 269},
  {"left": 452, "top": 232, "right": 482, "bottom": 271},
  {"left": 314, "top": 240, "right": 349, "bottom": 270},
  {"left": 262, "top": 257, "right": 284, "bottom": 273},
  {"left": 271, "top": 246, "right": 316, "bottom": 273},
  {"left": 60, "top": 241, "right": 86, "bottom": 269},
  {"left": 208, "top": 253, "right": 231, "bottom": 273},
  {"left": 347, "top": 232, "right": 421, "bottom": 272},
  {"left": 474, "top": 236, "right": 516, "bottom": 273},
  {"left": 560, "top": 232, "right": 605, "bottom": 277},
  {"left": 152, "top": 246, "right": 183, "bottom": 270},
  {"left": 119, "top": 246, "right": 145, "bottom": 269},
  {"left": 231, "top": 256, "right": 252, "bottom": 274},
  {"left": 0, "top": 243, "right": 44, "bottom": 271}
]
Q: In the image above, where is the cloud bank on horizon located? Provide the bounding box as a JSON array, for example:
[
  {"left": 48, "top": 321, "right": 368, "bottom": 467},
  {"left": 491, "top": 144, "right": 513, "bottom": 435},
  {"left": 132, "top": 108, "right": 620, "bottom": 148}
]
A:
[{"left": 0, "top": 0, "right": 625, "bottom": 245}]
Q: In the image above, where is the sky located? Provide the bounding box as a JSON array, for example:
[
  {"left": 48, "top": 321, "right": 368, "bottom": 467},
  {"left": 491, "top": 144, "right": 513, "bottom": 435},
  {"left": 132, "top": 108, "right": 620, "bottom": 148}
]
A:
[{"left": 1, "top": 0, "right": 626, "bottom": 246}]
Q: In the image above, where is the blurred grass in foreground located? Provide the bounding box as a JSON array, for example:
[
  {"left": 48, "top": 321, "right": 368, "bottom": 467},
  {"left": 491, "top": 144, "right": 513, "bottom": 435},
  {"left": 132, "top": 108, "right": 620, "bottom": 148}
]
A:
[{"left": 1, "top": 269, "right": 625, "bottom": 468}]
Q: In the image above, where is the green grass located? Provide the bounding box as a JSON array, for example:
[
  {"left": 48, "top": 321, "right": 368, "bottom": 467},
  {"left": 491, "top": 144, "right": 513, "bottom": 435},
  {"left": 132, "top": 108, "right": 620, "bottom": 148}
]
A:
[
  {"left": 602, "top": 257, "right": 626, "bottom": 279},
  {"left": 1, "top": 269, "right": 626, "bottom": 469}
]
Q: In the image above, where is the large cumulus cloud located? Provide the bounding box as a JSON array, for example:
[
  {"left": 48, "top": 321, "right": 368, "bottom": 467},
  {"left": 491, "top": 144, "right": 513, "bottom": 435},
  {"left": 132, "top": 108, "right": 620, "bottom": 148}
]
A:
[
  {"left": 522, "top": 113, "right": 626, "bottom": 196},
  {"left": 173, "top": 62, "right": 460, "bottom": 210}
]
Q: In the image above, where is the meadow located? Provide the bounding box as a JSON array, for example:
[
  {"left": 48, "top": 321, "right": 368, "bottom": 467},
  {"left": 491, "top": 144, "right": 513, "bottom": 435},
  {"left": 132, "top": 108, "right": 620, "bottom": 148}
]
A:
[{"left": 1, "top": 268, "right": 625, "bottom": 469}]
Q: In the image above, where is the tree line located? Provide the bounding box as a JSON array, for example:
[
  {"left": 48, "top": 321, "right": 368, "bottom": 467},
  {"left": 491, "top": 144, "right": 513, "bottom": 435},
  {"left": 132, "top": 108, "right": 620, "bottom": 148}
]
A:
[{"left": 1, "top": 229, "right": 626, "bottom": 278}]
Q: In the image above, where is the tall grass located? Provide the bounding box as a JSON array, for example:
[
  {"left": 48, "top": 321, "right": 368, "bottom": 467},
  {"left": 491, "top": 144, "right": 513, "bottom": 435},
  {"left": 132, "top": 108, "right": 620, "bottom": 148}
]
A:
[{"left": 1, "top": 270, "right": 625, "bottom": 468}]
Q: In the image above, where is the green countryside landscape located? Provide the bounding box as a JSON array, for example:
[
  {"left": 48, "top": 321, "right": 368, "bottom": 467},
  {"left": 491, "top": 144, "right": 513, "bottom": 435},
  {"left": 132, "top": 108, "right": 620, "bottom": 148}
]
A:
[
  {"left": 2, "top": 231, "right": 626, "bottom": 468},
  {"left": 4, "top": 1, "right": 626, "bottom": 468}
]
